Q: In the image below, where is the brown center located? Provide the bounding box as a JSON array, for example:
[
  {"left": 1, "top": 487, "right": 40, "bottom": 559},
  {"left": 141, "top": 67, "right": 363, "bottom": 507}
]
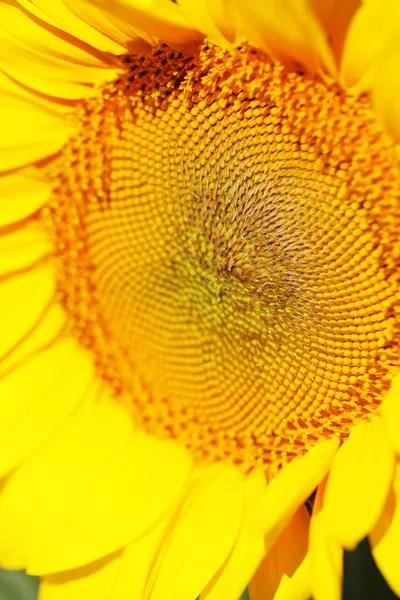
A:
[{"left": 44, "top": 43, "right": 400, "bottom": 474}]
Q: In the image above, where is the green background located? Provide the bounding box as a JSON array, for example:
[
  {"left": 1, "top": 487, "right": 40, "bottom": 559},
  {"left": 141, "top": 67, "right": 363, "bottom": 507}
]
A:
[{"left": 0, "top": 571, "right": 38, "bottom": 600}]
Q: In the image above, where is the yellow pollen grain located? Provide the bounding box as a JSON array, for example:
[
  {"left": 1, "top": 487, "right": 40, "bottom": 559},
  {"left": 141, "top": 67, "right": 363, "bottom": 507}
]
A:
[{"left": 43, "top": 43, "right": 400, "bottom": 474}]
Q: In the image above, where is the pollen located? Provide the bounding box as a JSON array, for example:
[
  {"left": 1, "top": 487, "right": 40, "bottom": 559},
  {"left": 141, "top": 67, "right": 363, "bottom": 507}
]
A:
[{"left": 43, "top": 43, "right": 400, "bottom": 474}]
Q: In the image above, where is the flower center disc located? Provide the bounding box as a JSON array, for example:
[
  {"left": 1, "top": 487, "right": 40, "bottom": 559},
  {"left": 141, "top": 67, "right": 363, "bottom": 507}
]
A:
[{"left": 46, "top": 44, "right": 400, "bottom": 472}]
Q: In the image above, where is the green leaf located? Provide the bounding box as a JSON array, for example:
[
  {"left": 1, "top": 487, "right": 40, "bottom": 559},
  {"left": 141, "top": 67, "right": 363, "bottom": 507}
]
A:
[{"left": 0, "top": 570, "right": 39, "bottom": 600}]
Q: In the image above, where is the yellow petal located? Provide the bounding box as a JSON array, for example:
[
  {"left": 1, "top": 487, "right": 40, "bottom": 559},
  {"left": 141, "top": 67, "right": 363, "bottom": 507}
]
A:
[
  {"left": 62, "top": 0, "right": 145, "bottom": 49},
  {"left": 0, "top": 2, "right": 120, "bottom": 99},
  {"left": 93, "top": 0, "right": 203, "bottom": 47},
  {"left": 178, "top": 0, "right": 235, "bottom": 47},
  {"left": 0, "top": 102, "right": 71, "bottom": 172},
  {"left": 40, "top": 554, "right": 122, "bottom": 600},
  {"left": 0, "top": 304, "right": 66, "bottom": 376},
  {"left": 110, "top": 518, "right": 172, "bottom": 600},
  {"left": 18, "top": 0, "right": 125, "bottom": 54},
  {"left": 31, "top": 436, "right": 192, "bottom": 575},
  {"left": 201, "top": 469, "right": 267, "bottom": 600},
  {"left": 341, "top": 0, "right": 400, "bottom": 90},
  {"left": 248, "top": 505, "right": 310, "bottom": 600},
  {"left": 0, "top": 396, "right": 131, "bottom": 569},
  {"left": 147, "top": 464, "right": 244, "bottom": 600},
  {"left": 0, "top": 223, "right": 52, "bottom": 276},
  {"left": 0, "top": 168, "right": 51, "bottom": 227},
  {"left": 371, "top": 464, "right": 400, "bottom": 597},
  {"left": 309, "top": 479, "right": 343, "bottom": 600},
  {"left": 0, "top": 68, "right": 71, "bottom": 115},
  {"left": 311, "top": 0, "right": 361, "bottom": 66},
  {"left": 0, "top": 335, "right": 94, "bottom": 481},
  {"left": 272, "top": 555, "right": 311, "bottom": 600},
  {"left": 380, "top": 373, "right": 400, "bottom": 454},
  {"left": 0, "top": 70, "right": 71, "bottom": 171},
  {"left": 228, "top": 0, "right": 336, "bottom": 74},
  {"left": 0, "top": 264, "right": 55, "bottom": 362},
  {"left": 0, "top": 399, "right": 192, "bottom": 573},
  {"left": 323, "top": 417, "right": 395, "bottom": 549},
  {"left": 251, "top": 438, "right": 339, "bottom": 550},
  {"left": 371, "top": 43, "right": 400, "bottom": 142}
]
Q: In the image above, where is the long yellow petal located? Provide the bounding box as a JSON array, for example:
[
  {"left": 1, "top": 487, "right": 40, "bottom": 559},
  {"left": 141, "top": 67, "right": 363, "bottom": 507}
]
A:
[
  {"left": 371, "top": 44, "right": 400, "bottom": 142},
  {"left": 0, "top": 168, "right": 51, "bottom": 227},
  {"left": 30, "top": 436, "right": 192, "bottom": 575},
  {"left": 228, "top": 0, "right": 336, "bottom": 74},
  {"left": 63, "top": 0, "right": 152, "bottom": 50},
  {"left": 110, "top": 518, "right": 172, "bottom": 600},
  {"left": 0, "top": 400, "right": 192, "bottom": 574},
  {"left": 201, "top": 469, "right": 267, "bottom": 600},
  {"left": 371, "top": 464, "right": 400, "bottom": 597},
  {"left": 0, "top": 223, "right": 52, "bottom": 277},
  {"left": 0, "top": 2, "right": 121, "bottom": 99},
  {"left": 0, "top": 102, "right": 71, "bottom": 172},
  {"left": 177, "top": 0, "right": 235, "bottom": 47},
  {"left": 0, "top": 335, "right": 94, "bottom": 482},
  {"left": 309, "top": 480, "right": 343, "bottom": 600},
  {"left": 380, "top": 374, "right": 400, "bottom": 453},
  {"left": 0, "top": 70, "right": 71, "bottom": 171},
  {"left": 19, "top": 0, "right": 125, "bottom": 54},
  {"left": 0, "top": 396, "right": 131, "bottom": 569},
  {"left": 0, "top": 68, "right": 71, "bottom": 114},
  {"left": 251, "top": 438, "right": 338, "bottom": 550},
  {"left": 323, "top": 417, "right": 395, "bottom": 549},
  {"left": 0, "top": 304, "right": 66, "bottom": 376},
  {"left": 92, "top": 0, "right": 203, "bottom": 47},
  {"left": 311, "top": 0, "right": 360, "bottom": 65},
  {"left": 0, "top": 264, "right": 55, "bottom": 362},
  {"left": 147, "top": 464, "right": 243, "bottom": 600},
  {"left": 248, "top": 505, "right": 310, "bottom": 600},
  {"left": 341, "top": 0, "right": 400, "bottom": 90}
]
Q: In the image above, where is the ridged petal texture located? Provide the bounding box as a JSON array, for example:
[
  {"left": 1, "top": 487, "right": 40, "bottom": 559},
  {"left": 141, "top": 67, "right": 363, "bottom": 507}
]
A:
[
  {"left": 92, "top": 0, "right": 203, "bottom": 47},
  {"left": 18, "top": 0, "right": 126, "bottom": 54},
  {"left": 323, "top": 417, "right": 395, "bottom": 549},
  {"left": 0, "top": 72, "right": 71, "bottom": 171},
  {"left": 0, "top": 1, "right": 121, "bottom": 100}
]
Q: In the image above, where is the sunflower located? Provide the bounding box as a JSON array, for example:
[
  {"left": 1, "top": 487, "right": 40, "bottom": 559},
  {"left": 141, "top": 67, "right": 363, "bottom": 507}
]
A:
[{"left": 1, "top": 0, "right": 400, "bottom": 599}]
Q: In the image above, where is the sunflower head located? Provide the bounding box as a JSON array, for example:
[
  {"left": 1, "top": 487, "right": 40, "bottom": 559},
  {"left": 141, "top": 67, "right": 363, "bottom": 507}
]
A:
[{"left": 40, "top": 40, "right": 400, "bottom": 474}]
